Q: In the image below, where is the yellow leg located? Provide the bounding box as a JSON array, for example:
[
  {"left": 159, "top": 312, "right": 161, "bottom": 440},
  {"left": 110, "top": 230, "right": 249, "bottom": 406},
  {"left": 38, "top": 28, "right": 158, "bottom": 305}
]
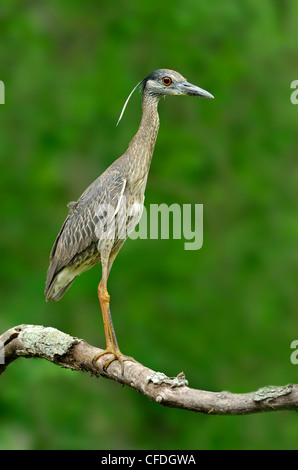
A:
[{"left": 93, "top": 278, "right": 136, "bottom": 373}]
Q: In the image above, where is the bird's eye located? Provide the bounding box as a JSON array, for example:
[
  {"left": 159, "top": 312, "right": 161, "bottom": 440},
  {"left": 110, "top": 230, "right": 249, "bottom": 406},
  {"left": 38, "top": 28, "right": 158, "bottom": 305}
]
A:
[{"left": 162, "top": 77, "right": 172, "bottom": 86}]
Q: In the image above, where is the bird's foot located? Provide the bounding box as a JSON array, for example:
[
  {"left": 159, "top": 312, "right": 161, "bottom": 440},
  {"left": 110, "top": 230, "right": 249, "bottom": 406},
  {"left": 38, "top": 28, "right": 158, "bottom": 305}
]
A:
[{"left": 92, "top": 348, "right": 136, "bottom": 375}]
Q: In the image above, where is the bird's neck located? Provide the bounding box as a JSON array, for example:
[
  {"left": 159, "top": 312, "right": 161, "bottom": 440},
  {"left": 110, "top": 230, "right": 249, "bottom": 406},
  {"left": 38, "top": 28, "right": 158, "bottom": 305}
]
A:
[{"left": 126, "top": 93, "right": 160, "bottom": 182}]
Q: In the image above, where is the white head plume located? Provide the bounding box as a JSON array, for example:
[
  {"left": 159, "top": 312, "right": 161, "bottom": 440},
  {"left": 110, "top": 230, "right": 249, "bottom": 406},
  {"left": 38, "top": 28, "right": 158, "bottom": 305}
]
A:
[{"left": 116, "top": 78, "right": 144, "bottom": 126}]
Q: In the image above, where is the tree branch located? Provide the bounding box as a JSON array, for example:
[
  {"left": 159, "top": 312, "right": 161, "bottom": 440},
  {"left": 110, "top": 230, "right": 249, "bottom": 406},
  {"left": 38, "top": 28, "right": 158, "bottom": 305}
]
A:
[{"left": 1, "top": 324, "right": 297, "bottom": 415}]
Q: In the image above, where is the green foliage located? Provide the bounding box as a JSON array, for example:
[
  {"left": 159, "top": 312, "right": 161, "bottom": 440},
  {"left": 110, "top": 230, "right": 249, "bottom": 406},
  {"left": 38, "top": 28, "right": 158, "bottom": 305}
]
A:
[{"left": 0, "top": 0, "right": 298, "bottom": 449}]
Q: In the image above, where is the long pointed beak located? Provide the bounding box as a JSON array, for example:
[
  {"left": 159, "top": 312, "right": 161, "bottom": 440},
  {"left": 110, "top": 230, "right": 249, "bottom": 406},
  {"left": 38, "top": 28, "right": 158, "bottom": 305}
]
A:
[{"left": 178, "top": 81, "right": 214, "bottom": 99}]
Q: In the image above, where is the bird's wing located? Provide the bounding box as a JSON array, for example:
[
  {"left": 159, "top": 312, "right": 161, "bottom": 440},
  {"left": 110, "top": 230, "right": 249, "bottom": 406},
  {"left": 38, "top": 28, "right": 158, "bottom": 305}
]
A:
[{"left": 46, "top": 171, "right": 127, "bottom": 282}]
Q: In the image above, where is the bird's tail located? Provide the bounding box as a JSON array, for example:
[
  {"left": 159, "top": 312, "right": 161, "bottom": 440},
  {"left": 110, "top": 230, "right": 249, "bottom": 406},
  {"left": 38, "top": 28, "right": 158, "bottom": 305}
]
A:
[
  {"left": 45, "top": 277, "right": 76, "bottom": 302},
  {"left": 45, "top": 260, "right": 77, "bottom": 302}
]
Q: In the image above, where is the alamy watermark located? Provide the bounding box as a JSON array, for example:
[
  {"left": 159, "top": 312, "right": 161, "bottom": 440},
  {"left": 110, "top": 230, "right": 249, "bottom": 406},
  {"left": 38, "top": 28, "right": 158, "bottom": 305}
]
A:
[
  {"left": 290, "top": 340, "right": 298, "bottom": 364},
  {"left": 94, "top": 199, "right": 203, "bottom": 251},
  {"left": 0, "top": 81, "right": 4, "bottom": 104},
  {"left": 290, "top": 80, "right": 298, "bottom": 104}
]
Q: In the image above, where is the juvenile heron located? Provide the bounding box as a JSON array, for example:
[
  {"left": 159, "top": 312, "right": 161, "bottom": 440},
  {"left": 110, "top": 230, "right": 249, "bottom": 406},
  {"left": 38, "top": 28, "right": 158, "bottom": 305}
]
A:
[{"left": 45, "top": 69, "right": 214, "bottom": 370}]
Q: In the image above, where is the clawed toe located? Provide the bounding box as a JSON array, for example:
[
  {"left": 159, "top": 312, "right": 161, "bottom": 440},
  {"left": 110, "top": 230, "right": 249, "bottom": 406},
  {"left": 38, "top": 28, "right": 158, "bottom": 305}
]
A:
[{"left": 93, "top": 349, "right": 136, "bottom": 374}]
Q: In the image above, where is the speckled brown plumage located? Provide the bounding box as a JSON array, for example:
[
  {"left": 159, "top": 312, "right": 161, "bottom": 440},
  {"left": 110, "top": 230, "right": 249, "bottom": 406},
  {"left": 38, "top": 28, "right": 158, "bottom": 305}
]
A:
[{"left": 44, "top": 69, "right": 213, "bottom": 369}]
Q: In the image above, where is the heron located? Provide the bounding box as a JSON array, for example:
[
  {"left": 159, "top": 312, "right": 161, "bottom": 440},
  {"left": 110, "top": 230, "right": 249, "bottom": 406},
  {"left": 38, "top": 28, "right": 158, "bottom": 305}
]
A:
[{"left": 45, "top": 69, "right": 214, "bottom": 370}]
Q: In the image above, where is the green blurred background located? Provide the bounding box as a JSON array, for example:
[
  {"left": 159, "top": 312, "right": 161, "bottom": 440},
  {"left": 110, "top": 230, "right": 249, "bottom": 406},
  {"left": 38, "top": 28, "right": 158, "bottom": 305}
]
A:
[{"left": 0, "top": 0, "right": 298, "bottom": 450}]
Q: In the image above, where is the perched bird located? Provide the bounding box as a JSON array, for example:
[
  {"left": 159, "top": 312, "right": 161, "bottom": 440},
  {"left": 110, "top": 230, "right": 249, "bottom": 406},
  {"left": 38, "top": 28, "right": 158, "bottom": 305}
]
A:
[{"left": 45, "top": 69, "right": 214, "bottom": 370}]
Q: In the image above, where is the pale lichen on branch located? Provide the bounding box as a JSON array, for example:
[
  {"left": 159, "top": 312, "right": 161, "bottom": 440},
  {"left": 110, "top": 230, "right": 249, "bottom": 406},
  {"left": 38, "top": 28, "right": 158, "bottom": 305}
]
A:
[{"left": 1, "top": 324, "right": 297, "bottom": 416}]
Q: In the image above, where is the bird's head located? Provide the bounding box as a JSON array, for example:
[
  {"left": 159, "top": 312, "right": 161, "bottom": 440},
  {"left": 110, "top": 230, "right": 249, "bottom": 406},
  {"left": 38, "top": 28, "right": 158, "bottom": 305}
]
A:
[
  {"left": 142, "top": 69, "right": 214, "bottom": 99},
  {"left": 117, "top": 68, "right": 214, "bottom": 125}
]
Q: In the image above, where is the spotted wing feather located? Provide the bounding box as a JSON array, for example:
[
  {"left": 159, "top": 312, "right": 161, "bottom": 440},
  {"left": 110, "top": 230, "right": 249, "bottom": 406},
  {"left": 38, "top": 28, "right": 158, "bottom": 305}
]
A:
[{"left": 45, "top": 170, "right": 126, "bottom": 300}]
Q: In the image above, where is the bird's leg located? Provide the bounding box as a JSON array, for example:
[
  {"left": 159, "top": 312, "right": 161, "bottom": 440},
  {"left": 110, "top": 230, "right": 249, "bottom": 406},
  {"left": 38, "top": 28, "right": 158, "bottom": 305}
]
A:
[
  {"left": 98, "top": 278, "right": 119, "bottom": 352},
  {"left": 93, "top": 264, "right": 136, "bottom": 372}
]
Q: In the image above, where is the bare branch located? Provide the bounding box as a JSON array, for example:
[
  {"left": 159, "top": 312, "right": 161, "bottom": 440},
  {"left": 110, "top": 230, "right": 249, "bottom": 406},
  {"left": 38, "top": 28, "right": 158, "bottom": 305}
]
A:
[{"left": 1, "top": 324, "right": 297, "bottom": 415}]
